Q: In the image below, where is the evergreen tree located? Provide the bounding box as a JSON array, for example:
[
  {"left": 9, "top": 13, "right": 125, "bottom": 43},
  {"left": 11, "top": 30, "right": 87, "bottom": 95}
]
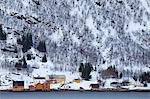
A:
[
  {"left": 119, "top": 72, "right": 123, "bottom": 79},
  {"left": 17, "top": 38, "right": 22, "bottom": 45},
  {"left": 26, "top": 54, "right": 32, "bottom": 60},
  {"left": 15, "top": 62, "right": 22, "bottom": 69},
  {"left": 0, "top": 25, "right": 2, "bottom": 34},
  {"left": 19, "top": 33, "right": 33, "bottom": 53},
  {"left": 27, "top": 33, "right": 33, "bottom": 48},
  {"left": 79, "top": 63, "right": 84, "bottom": 72},
  {"left": 42, "top": 54, "right": 47, "bottom": 62},
  {"left": 79, "top": 63, "right": 93, "bottom": 80},
  {"left": 22, "top": 56, "right": 27, "bottom": 68},
  {"left": 37, "top": 41, "right": 47, "bottom": 52},
  {"left": 139, "top": 72, "right": 150, "bottom": 83},
  {"left": 0, "top": 25, "right": 6, "bottom": 40}
]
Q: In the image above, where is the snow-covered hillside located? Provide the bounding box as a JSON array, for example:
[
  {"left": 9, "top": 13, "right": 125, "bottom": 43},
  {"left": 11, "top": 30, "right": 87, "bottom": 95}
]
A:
[{"left": 0, "top": 0, "right": 150, "bottom": 89}]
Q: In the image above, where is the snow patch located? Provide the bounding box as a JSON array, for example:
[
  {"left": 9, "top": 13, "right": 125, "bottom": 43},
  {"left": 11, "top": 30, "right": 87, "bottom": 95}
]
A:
[{"left": 50, "top": 28, "right": 63, "bottom": 42}]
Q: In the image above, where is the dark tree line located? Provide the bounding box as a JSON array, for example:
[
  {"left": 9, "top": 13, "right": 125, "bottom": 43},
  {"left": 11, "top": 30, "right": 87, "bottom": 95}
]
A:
[
  {"left": 17, "top": 33, "right": 33, "bottom": 53},
  {"left": 79, "top": 63, "right": 93, "bottom": 80},
  {"left": 139, "top": 72, "right": 150, "bottom": 83}
]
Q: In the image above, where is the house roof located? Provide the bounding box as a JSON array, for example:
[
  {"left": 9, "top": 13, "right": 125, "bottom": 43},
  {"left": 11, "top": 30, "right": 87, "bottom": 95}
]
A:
[
  {"left": 90, "top": 84, "right": 99, "bottom": 88},
  {"left": 46, "top": 75, "right": 66, "bottom": 79},
  {"left": 13, "top": 81, "right": 24, "bottom": 86},
  {"left": 34, "top": 77, "right": 45, "bottom": 79},
  {"left": 74, "top": 79, "right": 80, "bottom": 80},
  {"left": 29, "top": 85, "right": 35, "bottom": 88},
  {"left": 36, "top": 83, "right": 44, "bottom": 85}
]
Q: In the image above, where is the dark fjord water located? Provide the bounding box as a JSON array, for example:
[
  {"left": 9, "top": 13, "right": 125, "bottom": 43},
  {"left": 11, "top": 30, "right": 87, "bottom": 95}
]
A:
[{"left": 0, "top": 92, "right": 150, "bottom": 99}]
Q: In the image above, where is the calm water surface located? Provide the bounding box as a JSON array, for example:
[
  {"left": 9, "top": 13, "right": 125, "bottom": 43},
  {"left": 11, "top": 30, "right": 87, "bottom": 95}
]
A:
[{"left": 0, "top": 92, "right": 150, "bottom": 99}]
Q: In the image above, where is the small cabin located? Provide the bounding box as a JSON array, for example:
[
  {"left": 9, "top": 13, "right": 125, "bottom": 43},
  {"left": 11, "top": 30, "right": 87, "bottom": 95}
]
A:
[
  {"left": 46, "top": 75, "right": 66, "bottom": 83},
  {"left": 34, "top": 82, "right": 50, "bottom": 91},
  {"left": 73, "top": 79, "right": 81, "bottom": 83},
  {"left": 90, "top": 84, "right": 100, "bottom": 90},
  {"left": 13, "top": 81, "right": 24, "bottom": 91},
  {"left": 29, "top": 85, "right": 35, "bottom": 91}
]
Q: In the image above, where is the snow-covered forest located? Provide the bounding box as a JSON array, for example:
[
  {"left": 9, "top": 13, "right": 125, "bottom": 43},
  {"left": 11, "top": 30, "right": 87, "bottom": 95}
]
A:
[{"left": 0, "top": 0, "right": 150, "bottom": 89}]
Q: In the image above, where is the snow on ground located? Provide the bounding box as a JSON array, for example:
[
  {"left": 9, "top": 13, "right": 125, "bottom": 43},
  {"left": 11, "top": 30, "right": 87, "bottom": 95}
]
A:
[
  {"left": 86, "top": 15, "right": 99, "bottom": 38},
  {"left": 50, "top": 28, "right": 63, "bottom": 43},
  {"left": 59, "top": 80, "right": 98, "bottom": 90},
  {"left": 127, "top": 19, "right": 146, "bottom": 33},
  {"left": 0, "top": 85, "right": 11, "bottom": 90},
  {"left": 78, "top": 80, "right": 98, "bottom": 90},
  {"left": 1, "top": 68, "right": 150, "bottom": 90},
  {"left": 32, "top": 68, "right": 80, "bottom": 82},
  {"left": 71, "top": 34, "right": 80, "bottom": 45},
  {"left": 129, "top": 86, "right": 150, "bottom": 90},
  {"left": 0, "top": 47, "right": 150, "bottom": 91},
  {"left": 21, "top": 0, "right": 30, "bottom": 7},
  {"left": 90, "top": 71, "right": 98, "bottom": 81},
  {"left": 140, "top": 0, "right": 150, "bottom": 14},
  {"left": 104, "top": 78, "right": 118, "bottom": 88},
  {"left": 50, "top": 83, "right": 61, "bottom": 90}
]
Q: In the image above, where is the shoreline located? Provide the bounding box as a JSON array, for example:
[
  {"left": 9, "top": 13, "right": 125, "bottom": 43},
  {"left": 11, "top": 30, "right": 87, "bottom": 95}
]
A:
[{"left": 0, "top": 89, "right": 150, "bottom": 92}]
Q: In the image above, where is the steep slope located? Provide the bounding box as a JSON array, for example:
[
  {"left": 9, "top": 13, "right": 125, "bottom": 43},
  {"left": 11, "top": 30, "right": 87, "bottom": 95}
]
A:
[{"left": 0, "top": 0, "right": 150, "bottom": 85}]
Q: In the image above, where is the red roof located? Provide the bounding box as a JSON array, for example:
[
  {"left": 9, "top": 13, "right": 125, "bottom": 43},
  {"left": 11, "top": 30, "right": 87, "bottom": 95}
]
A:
[
  {"left": 29, "top": 85, "right": 35, "bottom": 88},
  {"left": 90, "top": 84, "right": 99, "bottom": 88}
]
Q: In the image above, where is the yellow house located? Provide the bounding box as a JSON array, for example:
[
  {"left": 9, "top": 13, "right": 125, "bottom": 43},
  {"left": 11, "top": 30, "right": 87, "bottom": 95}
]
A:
[
  {"left": 12, "top": 81, "right": 24, "bottom": 91},
  {"left": 73, "top": 79, "right": 81, "bottom": 83},
  {"left": 35, "top": 83, "right": 44, "bottom": 90},
  {"left": 46, "top": 75, "right": 66, "bottom": 84},
  {"left": 34, "top": 82, "right": 50, "bottom": 91}
]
